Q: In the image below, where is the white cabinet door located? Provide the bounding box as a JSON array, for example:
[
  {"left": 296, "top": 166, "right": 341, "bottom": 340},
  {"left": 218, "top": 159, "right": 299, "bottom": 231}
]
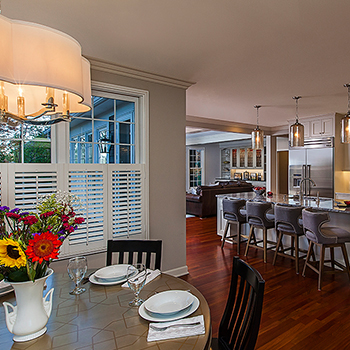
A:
[
  {"left": 322, "top": 118, "right": 333, "bottom": 136},
  {"left": 310, "top": 118, "right": 333, "bottom": 137}
]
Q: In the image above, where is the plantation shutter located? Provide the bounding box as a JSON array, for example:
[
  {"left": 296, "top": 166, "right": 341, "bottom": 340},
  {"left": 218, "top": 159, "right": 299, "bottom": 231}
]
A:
[
  {"left": 111, "top": 167, "right": 143, "bottom": 238},
  {"left": 68, "top": 168, "right": 105, "bottom": 248}
]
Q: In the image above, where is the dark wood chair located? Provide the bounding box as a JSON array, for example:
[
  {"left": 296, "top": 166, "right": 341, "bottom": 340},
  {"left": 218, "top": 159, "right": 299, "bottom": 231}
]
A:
[
  {"left": 106, "top": 240, "right": 162, "bottom": 270},
  {"left": 211, "top": 256, "right": 265, "bottom": 350}
]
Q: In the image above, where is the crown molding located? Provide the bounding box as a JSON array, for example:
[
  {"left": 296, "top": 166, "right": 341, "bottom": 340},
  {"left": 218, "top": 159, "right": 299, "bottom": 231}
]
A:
[{"left": 86, "top": 56, "right": 195, "bottom": 90}]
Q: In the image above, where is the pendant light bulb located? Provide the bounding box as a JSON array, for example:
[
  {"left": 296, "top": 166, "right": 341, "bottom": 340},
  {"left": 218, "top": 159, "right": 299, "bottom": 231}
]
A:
[
  {"left": 342, "top": 84, "right": 350, "bottom": 143},
  {"left": 290, "top": 96, "right": 304, "bottom": 147},
  {"left": 252, "top": 105, "right": 264, "bottom": 149}
]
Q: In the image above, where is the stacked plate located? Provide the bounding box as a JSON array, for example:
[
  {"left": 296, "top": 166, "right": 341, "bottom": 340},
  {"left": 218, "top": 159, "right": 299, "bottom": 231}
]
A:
[
  {"left": 89, "top": 264, "right": 137, "bottom": 285},
  {"left": 139, "top": 290, "right": 200, "bottom": 322}
]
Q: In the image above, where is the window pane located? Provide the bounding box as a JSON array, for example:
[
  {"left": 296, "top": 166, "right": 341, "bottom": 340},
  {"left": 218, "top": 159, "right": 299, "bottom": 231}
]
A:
[
  {"left": 24, "top": 140, "right": 51, "bottom": 163},
  {"left": 117, "top": 145, "right": 133, "bottom": 164},
  {"left": 0, "top": 139, "right": 21, "bottom": 163},
  {"left": 94, "top": 97, "right": 114, "bottom": 120},
  {"left": 69, "top": 96, "right": 136, "bottom": 164}
]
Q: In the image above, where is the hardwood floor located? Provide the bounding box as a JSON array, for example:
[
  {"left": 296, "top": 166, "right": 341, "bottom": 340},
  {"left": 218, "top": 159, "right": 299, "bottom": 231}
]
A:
[{"left": 181, "top": 216, "right": 350, "bottom": 349}]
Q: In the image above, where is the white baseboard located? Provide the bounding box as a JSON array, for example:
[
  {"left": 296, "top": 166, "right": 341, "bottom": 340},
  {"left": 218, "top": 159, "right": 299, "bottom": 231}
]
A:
[{"left": 163, "top": 265, "right": 189, "bottom": 277}]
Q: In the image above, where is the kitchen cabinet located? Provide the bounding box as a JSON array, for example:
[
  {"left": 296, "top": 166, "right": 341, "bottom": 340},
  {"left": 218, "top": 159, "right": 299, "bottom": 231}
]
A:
[
  {"left": 288, "top": 115, "right": 334, "bottom": 139},
  {"left": 310, "top": 118, "right": 333, "bottom": 137},
  {"left": 221, "top": 148, "right": 231, "bottom": 178}
]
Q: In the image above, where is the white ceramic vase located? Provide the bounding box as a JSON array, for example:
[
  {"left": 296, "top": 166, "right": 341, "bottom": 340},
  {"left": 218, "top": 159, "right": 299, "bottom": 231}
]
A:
[{"left": 2, "top": 268, "right": 54, "bottom": 342}]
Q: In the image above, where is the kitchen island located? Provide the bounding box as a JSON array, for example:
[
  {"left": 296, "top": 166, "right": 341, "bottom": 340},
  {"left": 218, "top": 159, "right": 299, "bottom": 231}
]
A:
[{"left": 217, "top": 192, "right": 350, "bottom": 262}]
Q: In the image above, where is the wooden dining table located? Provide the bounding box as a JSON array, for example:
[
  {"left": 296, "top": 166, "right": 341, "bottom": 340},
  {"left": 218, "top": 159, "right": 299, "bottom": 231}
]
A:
[{"left": 0, "top": 271, "right": 212, "bottom": 350}]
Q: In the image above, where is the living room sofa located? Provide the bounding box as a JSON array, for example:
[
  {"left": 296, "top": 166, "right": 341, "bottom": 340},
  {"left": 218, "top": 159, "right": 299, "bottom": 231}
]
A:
[{"left": 186, "top": 180, "right": 253, "bottom": 218}]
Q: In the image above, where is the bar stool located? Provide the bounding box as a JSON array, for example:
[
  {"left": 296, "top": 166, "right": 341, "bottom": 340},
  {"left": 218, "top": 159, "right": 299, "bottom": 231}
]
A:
[
  {"left": 244, "top": 201, "right": 276, "bottom": 263},
  {"left": 221, "top": 198, "right": 247, "bottom": 253},
  {"left": 272, "top": 204, "right": 308, "bottom": 274},
  {"left": 302, "top": 208, "right": 350, "bottom": 290}
]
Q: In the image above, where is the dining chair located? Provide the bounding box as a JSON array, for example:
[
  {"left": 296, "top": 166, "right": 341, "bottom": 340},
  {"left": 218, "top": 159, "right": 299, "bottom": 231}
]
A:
[
  {"left": 106, "top": 240, "right": 162, "bottom": 270},
  {"left": 301, "top": 208, "right": 350, "bottom": 290},
  {"left": 211, "top": 256, "right": 265, "bottom": 350}
]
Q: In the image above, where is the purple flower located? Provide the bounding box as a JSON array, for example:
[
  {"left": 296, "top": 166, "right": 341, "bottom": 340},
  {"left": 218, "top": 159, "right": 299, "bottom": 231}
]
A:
[
  {"left": 59, "top": 236, "right": 65, "bottom": 240},
  {"left": 20, "top": 212, "right": 30, "bottom": 216},
  {"left": 10, "top": 208, "right": 20, "bottom": 213},
  {"left": 0, "top": 206, "right": 10, "bottom": 212}
]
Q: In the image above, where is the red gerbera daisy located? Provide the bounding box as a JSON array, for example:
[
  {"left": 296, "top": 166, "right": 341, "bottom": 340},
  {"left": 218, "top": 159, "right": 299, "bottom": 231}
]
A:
[{"left": 26, "top": 231, "right": 62, "bottom": 264}]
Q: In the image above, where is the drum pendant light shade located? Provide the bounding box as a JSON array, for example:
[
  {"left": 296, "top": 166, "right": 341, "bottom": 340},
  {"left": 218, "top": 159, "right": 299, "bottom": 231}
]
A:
[
  {"left": 0, "top": 14, "right": 91, "bottom": 125},
  {"left": 251, "top": 105, "right": 264, "bottom": 149},
  {"left": 290, "top": 96, "right": 304, "bottom": 147}
]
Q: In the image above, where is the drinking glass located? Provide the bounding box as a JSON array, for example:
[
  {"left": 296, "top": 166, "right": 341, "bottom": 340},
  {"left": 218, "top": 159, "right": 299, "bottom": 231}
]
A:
[
  {"left": 67, "top": 256, "right": 87, "bottom": 295},
  {"left": 127, "top": 263, "right": 147, "bottom": 306}
]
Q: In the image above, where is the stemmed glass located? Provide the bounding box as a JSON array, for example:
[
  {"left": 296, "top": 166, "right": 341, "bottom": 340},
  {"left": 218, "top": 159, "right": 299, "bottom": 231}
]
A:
[
  {"left": 67, "top": 256, "right": 87, "bottom": 295},
  {"left": 127, "top": 263, "right": 147, "bottom": 306}
]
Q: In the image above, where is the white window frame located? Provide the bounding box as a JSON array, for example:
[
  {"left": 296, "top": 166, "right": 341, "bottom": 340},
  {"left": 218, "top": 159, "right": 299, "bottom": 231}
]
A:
[
  {"left": 186, "top": 147, "right": 205, "bottom": 189},
  {"left": 0, "top": 81, "right": 150, "bottom": 257}
]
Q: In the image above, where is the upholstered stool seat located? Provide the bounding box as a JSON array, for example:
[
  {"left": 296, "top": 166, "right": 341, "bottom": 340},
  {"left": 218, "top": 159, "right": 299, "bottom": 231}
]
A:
[
  {"left": 272, "top": 204, "right": 308, "bottom": 274},
  {"left": 244, "top": 201, "right": 277, "bottom": 263},
  {"left": 221, "top": 198, "right": 247, "bottom": 253},
  {"left": 302, "top": 208, "right": 350, "bottom": 290}
]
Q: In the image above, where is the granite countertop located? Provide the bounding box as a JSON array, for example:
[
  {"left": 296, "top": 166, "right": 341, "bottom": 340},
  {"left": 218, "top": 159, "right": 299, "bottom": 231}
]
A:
[{"left": 216, "top": 192, "right": 350, "bottom": 215}]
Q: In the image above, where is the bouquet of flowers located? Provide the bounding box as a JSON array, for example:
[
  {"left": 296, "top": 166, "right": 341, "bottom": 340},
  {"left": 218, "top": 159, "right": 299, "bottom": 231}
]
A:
[{"left": 0, "top": 192, "right": 84, "bottom": 282}]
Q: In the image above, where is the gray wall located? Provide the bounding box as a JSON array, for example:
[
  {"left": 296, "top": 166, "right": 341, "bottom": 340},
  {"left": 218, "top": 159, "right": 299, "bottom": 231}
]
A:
[{"left": 92, "top": 70, "right": 187, "bottom": 274}]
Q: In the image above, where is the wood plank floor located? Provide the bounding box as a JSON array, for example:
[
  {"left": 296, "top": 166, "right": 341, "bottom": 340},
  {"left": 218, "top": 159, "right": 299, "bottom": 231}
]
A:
[{"left": 181, "top": 216, "right": 350, "bottom": 349}]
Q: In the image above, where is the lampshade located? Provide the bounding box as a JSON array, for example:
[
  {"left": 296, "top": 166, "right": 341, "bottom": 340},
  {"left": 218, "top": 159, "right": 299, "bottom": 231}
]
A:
[
  {"left": 289, "top": 96, "right": 304, "bottom": 147},
  {"left": 0, "top": 14, "right": 91, "bottom": 124},
  {"left": 251, "top": 105, "right": 264, "bottom": 149},
  {"left": 342, "top": 84, "right": 350, "bottom": 143}
]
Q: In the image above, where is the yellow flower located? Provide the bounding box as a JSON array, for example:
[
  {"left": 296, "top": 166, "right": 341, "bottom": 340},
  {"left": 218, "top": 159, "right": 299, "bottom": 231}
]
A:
[{"left": 0, "top": 238, "right": 27, "bottom": 268}]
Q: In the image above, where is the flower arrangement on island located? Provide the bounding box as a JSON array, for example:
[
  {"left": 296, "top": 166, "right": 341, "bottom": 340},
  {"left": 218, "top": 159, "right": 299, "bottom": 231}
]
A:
[{"left": 0, "top": 192, "right": 84, "bottom": 282}]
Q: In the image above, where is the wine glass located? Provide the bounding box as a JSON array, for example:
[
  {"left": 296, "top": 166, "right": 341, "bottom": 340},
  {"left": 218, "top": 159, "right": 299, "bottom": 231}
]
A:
[
  {"left": 67, "top": 256, "right": 87, "bottom": 295},
  {"left": 127, "top": 263, "right": 147, "bottom": 306}
]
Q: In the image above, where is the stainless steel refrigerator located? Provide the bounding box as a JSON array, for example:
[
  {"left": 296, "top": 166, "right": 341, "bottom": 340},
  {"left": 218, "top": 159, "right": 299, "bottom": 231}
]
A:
[{"left": 289, "top": 138, "right": 334, "bottom": 198}]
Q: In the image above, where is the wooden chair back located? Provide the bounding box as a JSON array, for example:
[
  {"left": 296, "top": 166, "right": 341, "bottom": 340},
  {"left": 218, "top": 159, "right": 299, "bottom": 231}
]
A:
[
  {"left": 106, "top": 240, "right": 162, "bottom": 270},
  {"left": 217, "top": 256, "right": 265, "bottom": 350}
]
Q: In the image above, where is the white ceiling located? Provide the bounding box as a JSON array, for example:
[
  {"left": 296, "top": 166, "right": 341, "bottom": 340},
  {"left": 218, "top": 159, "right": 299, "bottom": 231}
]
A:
[{"left": 3, "top": 0, "right": 350, "bottom": 129}]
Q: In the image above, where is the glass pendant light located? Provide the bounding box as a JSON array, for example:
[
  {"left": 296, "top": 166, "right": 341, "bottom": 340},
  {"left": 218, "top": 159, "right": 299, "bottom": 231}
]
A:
[
  {"left": 342, "top": 84, "right": 350, "bottom": 143},
  {"left": 251, "top": 105, "right": 264, "bottom": 149},
  {"left": 290, "top": 96, "right": 304, "bottom": 147}
]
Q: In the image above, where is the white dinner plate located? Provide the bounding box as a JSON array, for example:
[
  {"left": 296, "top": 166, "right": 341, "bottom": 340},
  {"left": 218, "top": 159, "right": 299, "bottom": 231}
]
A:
[
  {"left": 144, "top": 290, "right": 194, "bottom": 315},
  {"left": 138, "top": 294, "right": 200, "bottom": 322},
  {"left": 94, "top": 264, "right": 134, "bottom": 282},
  {"left": 89, "top": 272, "right": 129, "bottom": 286}
]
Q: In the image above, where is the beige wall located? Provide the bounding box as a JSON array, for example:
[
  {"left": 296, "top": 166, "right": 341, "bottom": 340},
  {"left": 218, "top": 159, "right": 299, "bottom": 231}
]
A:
[{"left": 91, "top": 69, "right": 187, "bottom": 274}]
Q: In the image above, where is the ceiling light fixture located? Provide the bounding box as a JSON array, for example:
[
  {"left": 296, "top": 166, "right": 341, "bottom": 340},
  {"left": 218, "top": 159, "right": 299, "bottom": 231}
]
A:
[
  {"left": 342, "top": 84, "right": 350, "bottom": 143},
  {"left": 290, "top": 96, "right": 304, "bottom": 147},
  {"left": 251, "top": 105, "right": 264, "bottom": 149},
  {"left": 0, "top": 13, "right": 91, "bottom": 126}
]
